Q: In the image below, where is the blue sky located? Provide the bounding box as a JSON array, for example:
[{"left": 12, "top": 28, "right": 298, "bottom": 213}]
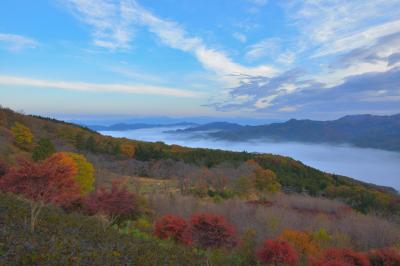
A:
[{"left": 1, "top": 0, "right": 400, "bottom": 120}]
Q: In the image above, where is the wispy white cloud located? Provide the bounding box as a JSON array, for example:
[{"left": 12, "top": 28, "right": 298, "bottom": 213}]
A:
[
  {"left": 0, "top": 75, "right": 201, "bottom": 98},
  {"left": 0, "top": 33, "right": 38, "bottom": 51},
  {"left": 63, "top": 0, "right": 135, "bottom": 50},
  {"left": 286, "top": 0, "right": 400, "bottom": 57},
  {"left": 245, "top": 38, "right": 280, "bottom": 60},
  {"left": 313, "top": 19, "right": 400, "bottom": 57},
  {"left": 63, "top": 0, "right": 276, "bottom": 86}
]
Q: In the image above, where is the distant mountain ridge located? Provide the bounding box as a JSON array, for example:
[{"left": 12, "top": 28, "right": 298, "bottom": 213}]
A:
[
  {"left": 173, "top": 114, "right": 400, "bottom": 152},
  {"left": 88, "top": 122, "right": 196, "bottom": 131}
]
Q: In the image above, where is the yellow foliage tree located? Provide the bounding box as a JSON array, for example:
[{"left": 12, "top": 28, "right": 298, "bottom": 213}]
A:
[
  {"left": 120, "top": 143, "right": 136, "bottom": 158},
  {"left": 60, "top": 152, "right": 95, "bottom": 194},
  {"left": 11, "top": 122, "right": 33, "bottom": 147},
  {"left": 278, "top": 229, "right": 320, "bottom": 256},
  {"left": 255, "top": 168, "right": 281, "bottom": 193}
]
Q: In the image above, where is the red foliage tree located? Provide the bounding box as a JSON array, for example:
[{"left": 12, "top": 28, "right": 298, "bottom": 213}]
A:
[
  {"left": 0, "top": 154, "right": 80, "bottom": 232},
  {"left": 368, "top": 248, "right": 400, "bottom": 266},
  {"left": 309, "top": 248, "right": 370, "bottom": 266},
  {"left": 256, "top": 239, "right": 299, "bottom": 266},
  {"left": 84, "top": 178, "right": 138, "bottom": 228},
  {"left": 189, "top": 213, "right": 236, "bottom": 249},
  {"left": 154, "top": 215, "right": 190, "bottom": 244}
]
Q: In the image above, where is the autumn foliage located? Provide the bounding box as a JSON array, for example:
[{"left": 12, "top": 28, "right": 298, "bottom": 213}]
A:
[
  {"left": 11, "top": 122, "right": 34, "bottom": 148},
  {"left": 84, "top": 178, "right": 138, "bottom": 225},
  {"left": 278, "top": 229, "right": 320, "bottom": 256},
  {"left": 256, "top": 239, "right": 299, "bottom": 266},
  {"left": 309, "top": 248, "right": 370, "bottom": 266},
  {"left": 189, "top": 213, "right": 236, "bottom": 249},
  {"left": 0, "top": 154, "right": 80, "bottom": 205},
  {"left": 154, "top": 215, "right": 189, "bottom": 244},
  {"left": 60, "top": 152, "right": 94, "bottom": 194},
  {"left": 368, "top": 248, "right": 400, "bottom": 266},
  {"left": 0, "top": 153, "right": 81, "bottom": 231}
]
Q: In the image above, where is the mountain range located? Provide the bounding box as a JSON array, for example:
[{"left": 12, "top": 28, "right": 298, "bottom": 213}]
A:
[{"left": 171, "top": 114, "right": 400, "bottom": 152}]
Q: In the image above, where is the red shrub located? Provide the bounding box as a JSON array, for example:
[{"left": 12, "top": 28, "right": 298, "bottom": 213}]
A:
[
  {"left": 84, "top": 178, "right": 138, "bottom": 224},
  {"left": 189, "top": 213, "right": 236, "bottom": 249},
  {"left": 256, "top": 239, "right": 299, "bottom": 266},
  {"left": 309, "top": 248, "right": 370, "bottom": 266},
  {"left": 368, "top": 248, "right": 400, "bottom": 266},
  {"left": 154, "top": 215, "right": 190, "bottom": 244}
]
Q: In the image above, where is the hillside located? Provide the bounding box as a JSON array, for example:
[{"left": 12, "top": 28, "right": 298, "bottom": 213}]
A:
[
  {"left": 172, "top": 114, "right": 400, "bottom": 152},
  {"left": 1, "top": 106, "right": 400, "bottom": 265},
  {"left": 0, "top": 106, "right": 399, "bottom": 210}
]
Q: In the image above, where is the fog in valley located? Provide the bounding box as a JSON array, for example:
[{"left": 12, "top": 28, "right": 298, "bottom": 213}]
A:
[{"left": 100, "top": 126, "right": 400, "bottom": 191}]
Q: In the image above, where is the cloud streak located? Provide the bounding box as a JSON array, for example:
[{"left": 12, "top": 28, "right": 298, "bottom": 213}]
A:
[
  {"left": 0, "top": 33, "right": 38, "bottom": 51},
  {"left": 0, "top": 75, "right": 201, "bottom": 98},
  {"left": 63, "top": 0, "right": 276, "bottom": 85}
]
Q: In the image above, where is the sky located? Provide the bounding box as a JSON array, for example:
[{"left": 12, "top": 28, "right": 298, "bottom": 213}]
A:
[{"left": 1, "top": 0, "right": 400, "bottom": 121}]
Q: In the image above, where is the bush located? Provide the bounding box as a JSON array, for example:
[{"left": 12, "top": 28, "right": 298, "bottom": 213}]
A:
[
  {"left": 368, "top": 248, "right": 400, "bottom": 266},
  {"left": 0, "top": 193, "right": 207, "bottom": 265},
  {"left": 309, "top": 248, "right": 370, "bottom": 266},
  {"left": 154, "top": 215, "right": 190, "bottom": 244},
  {"left": 256, "top": 239, "right": 299, "bottom": 266},
  {"left": 189, "top": 213, "right": 236, "bottom": 249},
  {"left": 84, "top": 178, "right": 139, "bottom": 227}
]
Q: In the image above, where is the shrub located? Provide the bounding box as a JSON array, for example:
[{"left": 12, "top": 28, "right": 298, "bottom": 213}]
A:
[
  {"left": 368, "top": 248, "right": 400, "bottom": 266},
  {"left": 84, "top": 178, "right": 139, "bottom": 228},
  {"left": 256, "top": 239, "right": 299, "bottom": 266},
  {"left": 0, "top": 154, "right": 80, "bottom": 232},
  {"left": 154, "top": 215, "right": 190, "bottom": 244},
  {"left": 189, "top": 213, "right": 236, "bottom": 249},
  {"left": 309, "top": 248, "right": 370, "bottom": 266}
]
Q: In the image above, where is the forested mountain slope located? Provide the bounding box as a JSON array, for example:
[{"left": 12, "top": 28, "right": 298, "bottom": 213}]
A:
[
  {"left": 174, "top": 114, "right": 400, "bottom": 152},
  {"left": 0, "top": 106, "right": 398, "bottom": 214}
]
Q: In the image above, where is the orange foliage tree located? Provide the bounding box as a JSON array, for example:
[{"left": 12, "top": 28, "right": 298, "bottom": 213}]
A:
[
  {"left": 278, "top": 229, "right": 320, "bottom": 256},
  {"left": 0, "top": 153, "right": 80, "bottom": 232},
  {"left": 60, "top": 152, "right": 95, "bottom": 194}
]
